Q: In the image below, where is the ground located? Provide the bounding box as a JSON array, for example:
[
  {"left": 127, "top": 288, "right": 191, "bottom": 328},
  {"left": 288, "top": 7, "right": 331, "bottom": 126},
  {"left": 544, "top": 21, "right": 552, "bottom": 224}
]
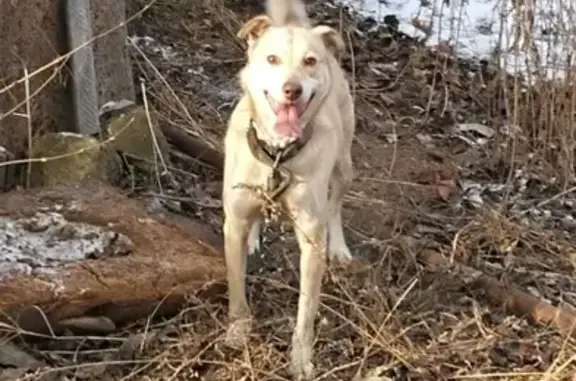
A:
[{"left": 3, "top": 0, "right": 576, "bottom": 380}]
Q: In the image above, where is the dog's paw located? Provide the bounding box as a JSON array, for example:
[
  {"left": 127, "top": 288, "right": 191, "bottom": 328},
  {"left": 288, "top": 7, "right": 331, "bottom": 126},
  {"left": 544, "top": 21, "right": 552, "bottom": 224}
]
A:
[
  {"left": 290, "top": 335, "right": 315, "bottom": 381},
  {"left": 224, "top": 318, "right": 252, "bottom": 349},
  {"left": 247, "top": 221, "right": 261, "bottom": 256},
  {"left": 247, "top": 236, "right": 260, "bottom": 256},
  {"left": 328, "top": 243, "right": 353, "bottom": 263}
]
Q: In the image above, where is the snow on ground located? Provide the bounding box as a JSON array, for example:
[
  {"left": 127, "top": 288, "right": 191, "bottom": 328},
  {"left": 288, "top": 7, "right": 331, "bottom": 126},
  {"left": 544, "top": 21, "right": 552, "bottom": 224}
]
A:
[
  {"left": 0, "top": 211, "right": 133, "bottom": 279},
  {"left": 346, "top": 0, "right": 576, "bottom": 79}
]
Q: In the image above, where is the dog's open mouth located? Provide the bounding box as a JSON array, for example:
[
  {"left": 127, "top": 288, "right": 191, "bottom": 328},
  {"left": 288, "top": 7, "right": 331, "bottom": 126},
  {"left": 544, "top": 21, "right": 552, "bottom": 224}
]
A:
[{"left": 264, "top": 90, "right": 316, "bottom": 139}]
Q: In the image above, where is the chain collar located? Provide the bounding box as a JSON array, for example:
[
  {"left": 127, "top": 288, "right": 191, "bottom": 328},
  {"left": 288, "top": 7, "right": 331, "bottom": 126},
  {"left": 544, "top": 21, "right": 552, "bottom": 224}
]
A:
[{"left": 245, "top": 119, "right": 313, "bottom": 200}]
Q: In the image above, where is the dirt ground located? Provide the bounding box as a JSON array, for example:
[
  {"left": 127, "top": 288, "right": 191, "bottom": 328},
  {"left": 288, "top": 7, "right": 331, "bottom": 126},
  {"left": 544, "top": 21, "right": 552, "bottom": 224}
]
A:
[{"left": 3, "top": 0, "right": 576, "bottom": 380}]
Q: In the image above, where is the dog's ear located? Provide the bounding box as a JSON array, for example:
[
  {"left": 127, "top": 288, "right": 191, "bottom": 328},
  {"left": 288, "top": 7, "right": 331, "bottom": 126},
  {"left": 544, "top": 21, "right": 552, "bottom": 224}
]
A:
[
  {"left": 237, "top": 15, "right": 273, "bottom": 46},
  {"left": 312, "top": 25, "right": 345, "bottom": 59}
]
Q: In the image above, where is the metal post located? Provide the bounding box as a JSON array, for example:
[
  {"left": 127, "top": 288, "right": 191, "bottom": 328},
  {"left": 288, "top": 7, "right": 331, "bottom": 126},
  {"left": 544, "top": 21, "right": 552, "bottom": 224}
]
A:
[{"left": 66, "top": 0, "right": 100, "bottom": 135}]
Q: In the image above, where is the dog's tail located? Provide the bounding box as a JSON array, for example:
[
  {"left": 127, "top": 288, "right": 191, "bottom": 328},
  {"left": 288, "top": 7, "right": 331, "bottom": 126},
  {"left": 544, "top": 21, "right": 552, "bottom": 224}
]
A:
[{"left": 265, "top": 0, "right": 310, "bottom": 27}]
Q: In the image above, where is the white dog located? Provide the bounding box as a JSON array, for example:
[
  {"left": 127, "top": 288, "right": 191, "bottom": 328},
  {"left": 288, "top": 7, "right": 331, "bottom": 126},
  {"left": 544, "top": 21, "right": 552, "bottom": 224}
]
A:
[{"left": 222, "top": 0, "right": 355, "bottom": 378}]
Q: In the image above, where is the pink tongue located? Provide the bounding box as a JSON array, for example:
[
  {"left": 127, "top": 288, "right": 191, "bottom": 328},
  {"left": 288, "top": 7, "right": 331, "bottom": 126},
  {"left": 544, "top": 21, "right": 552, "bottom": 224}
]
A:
[{"left": 274, "top": 104, "right": 301, "bottom": 138}]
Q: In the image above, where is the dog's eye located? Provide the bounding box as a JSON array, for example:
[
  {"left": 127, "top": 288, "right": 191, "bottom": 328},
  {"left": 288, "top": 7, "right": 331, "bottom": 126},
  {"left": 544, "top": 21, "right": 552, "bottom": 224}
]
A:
[
  {"left": 303, "top": 57, "right": 317, "bottom": 67},
  {"left": 267, "top": 55, "right": 281, "bottom": 65}
]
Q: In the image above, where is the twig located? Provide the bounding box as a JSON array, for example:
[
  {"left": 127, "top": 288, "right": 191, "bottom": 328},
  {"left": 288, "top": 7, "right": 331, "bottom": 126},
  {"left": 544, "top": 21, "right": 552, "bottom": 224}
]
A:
[
  {"left": 23, "top": 66, "right": 32, "bottom": 188},
  {"left": 518, "top": 184, "right": 576, "bottom": 216},
  {"left": 140, "top": 80, "right": 168, "bottom": 192}
]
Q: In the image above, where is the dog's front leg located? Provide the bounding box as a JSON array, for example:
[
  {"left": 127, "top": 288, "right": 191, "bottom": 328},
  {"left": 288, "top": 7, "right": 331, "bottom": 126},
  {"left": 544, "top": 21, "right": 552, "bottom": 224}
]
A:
[
  {"left": 288, "top": 187, "right": 329, "bottom": 380},
  {"left": 223, "top": 190, "right": 259, "bottom": 348}
]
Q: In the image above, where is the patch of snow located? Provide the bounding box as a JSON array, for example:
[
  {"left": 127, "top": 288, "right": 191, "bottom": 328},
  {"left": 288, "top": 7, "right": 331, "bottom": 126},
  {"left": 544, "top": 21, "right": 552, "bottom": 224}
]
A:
[
  {"left": 129, "top": 34, "right": 238, "bottom": 107},
  {"left": 57, "top": 132, "right": 85, "bottom": 138},
  {"left": 345, "top": 0, "right": 575, "bottom": 79},
  {"left": 0, "top": 212, "right": 133, "bottom": 280},
  {"left": 454, "top": 123, "right": 495, "bottom": 138},
  {"left": 128, "top": 35, "right": 178, "bottom": 61},
  {"left": 128, "top": 35, "right": 155, "bottom": 45},
  {"left": 99, "top": 99, "right": 136, "bottom": 115}
]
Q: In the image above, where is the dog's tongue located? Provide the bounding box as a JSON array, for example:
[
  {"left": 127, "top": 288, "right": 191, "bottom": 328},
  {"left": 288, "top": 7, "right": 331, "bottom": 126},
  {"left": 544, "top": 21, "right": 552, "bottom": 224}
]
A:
[{"left": 274, "top": 104, "right": 301, "bottom": 138}]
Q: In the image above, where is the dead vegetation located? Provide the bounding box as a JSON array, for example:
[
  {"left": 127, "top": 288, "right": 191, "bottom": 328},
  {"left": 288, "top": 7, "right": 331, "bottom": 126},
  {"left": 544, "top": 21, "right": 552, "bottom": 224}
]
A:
[{"left": 1, "top": 0, "right": 576, "bottom": 380}]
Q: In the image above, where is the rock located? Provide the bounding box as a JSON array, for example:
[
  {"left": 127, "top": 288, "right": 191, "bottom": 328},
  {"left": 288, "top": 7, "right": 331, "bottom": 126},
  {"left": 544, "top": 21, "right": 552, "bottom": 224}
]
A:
[
  {"left": 0, "top": 341, "right": 43, "bottom": 368},
  {"left": 29, "top": 132, "right": 122, "bottom": 187},
  {"left": 105, "top": 105, "right": 171, "bottom": 171},
  {"left": 0, "top": 180, "right": 225, "bottom": 328},
  {"left": 116, "top": 331, "right": 160, "bottom": 360},
  {"left": 58, "top": 316, "right": 117, "bottom": 334},
  {"left": 16, "top": 306, "right": 57, "bottom": 336},
  {"left": 0, "top": 368, "right": 29, "bottom": 381}
]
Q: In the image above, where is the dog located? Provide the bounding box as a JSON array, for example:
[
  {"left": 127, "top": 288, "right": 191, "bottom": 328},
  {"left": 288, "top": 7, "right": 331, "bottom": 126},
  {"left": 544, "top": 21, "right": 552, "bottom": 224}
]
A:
[{"left": 222, "top": 0, "right": 355, "bottom": 378}]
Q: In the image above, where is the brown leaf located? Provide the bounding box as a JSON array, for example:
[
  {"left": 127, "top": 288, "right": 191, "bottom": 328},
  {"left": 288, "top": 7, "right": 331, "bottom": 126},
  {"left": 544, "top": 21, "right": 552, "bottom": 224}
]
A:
[{"left": 436, "top": 178, "right": 456, "bottom": 201}]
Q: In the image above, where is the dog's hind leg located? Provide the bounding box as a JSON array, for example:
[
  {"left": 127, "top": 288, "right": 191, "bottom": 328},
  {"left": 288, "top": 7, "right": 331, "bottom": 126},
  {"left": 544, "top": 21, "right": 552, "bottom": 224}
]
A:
[
  {"left": 327, "top": 154, "right": 353, "bottom": 263},
  {"left": 247, "top": 219, "right": 261, "bottom": 256}
]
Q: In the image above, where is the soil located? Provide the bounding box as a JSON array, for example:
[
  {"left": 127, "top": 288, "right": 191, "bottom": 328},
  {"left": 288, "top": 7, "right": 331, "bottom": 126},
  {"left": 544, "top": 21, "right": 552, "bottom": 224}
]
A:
[{"left": 2, "top": 0, "right": 576, "bottom": 380}]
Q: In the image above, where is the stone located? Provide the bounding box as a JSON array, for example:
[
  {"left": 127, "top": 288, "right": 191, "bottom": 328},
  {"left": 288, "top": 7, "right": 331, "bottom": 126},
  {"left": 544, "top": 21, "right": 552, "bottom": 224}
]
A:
[
  {"left": 58, "top": 316, "right": 117, "bottom": 334},
  {"left": 0, "top": 180, "right": 225, "bottom": 328},
  {"left": 0, "top": 341, "right": 42, "bottom": 368},
  {"left": 29, "top": 132, "right": 122, "bottom": 187},
  {"left": 105, "top": 105, "right": 171, "bottom": 171}
]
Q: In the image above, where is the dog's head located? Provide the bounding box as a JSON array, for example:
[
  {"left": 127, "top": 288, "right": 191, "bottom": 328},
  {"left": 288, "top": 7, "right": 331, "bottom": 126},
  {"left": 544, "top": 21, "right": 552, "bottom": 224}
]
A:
[{"left": 237, "top": 0, "right": 345, "bottom": 147}]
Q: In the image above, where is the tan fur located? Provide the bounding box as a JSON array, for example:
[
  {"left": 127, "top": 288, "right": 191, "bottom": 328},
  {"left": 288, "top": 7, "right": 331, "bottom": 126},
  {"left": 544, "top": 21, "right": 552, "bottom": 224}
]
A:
[
  {"left": 236, "top": 15, "right": 271, "bottom": 42},
  {"left": 222, "top": 0, "right": 355, "bottom": 379}
]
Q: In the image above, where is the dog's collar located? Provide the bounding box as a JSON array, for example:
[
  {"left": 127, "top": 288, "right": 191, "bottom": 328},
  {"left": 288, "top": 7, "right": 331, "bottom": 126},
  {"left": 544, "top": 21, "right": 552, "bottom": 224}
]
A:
[{"left": 246, "top": 118, "right": 313, "bottom": 166}]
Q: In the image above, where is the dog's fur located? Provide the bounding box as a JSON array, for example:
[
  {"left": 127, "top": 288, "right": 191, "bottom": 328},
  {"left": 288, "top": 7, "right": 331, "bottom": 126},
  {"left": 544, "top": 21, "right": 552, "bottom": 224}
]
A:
[{"left": 222, "top": 0, "right": 355, "bottom": 378}]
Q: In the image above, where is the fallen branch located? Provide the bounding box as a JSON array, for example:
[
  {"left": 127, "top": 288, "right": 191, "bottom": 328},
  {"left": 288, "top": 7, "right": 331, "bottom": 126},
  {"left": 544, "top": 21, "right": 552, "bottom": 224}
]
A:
[
  {"left": 0, "top": 146, "right": 16, "bottom": 191},
  {"left": 162, "top": 124, "right": 224, "bottom": 171},
  {"left": 419, "top": 250, "right": 576, "bottom": 338},
  {"left": 0, "top": 181, "right": 226, "bottom": 336}
]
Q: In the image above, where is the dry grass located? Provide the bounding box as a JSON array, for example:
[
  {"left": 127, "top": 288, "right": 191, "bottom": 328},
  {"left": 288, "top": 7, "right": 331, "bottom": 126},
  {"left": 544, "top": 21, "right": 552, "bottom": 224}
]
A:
[{"left": 4, "top": 232, "right": 575, "bottom": 380}]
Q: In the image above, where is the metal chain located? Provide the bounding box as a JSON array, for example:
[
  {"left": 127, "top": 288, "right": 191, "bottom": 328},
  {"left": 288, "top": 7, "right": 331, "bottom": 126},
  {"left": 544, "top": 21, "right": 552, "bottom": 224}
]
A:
[{"left": 233, "top": 149, "right": 289, "bottom": 224}]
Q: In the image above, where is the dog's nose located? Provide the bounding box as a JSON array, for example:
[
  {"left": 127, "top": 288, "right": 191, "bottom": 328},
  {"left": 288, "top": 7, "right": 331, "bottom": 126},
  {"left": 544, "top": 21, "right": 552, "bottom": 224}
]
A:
[{"left": 283, "top": 82, "right": 303, "bottom": 101}]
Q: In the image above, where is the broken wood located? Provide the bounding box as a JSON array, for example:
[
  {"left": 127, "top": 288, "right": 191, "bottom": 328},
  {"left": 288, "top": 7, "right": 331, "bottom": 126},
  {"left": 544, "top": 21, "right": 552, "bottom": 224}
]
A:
[
  {"left": 0, "top": 146, "right": 15, "bottom": 191},
  {"left": 419, "top": 249, "right": 576, "bottom": 338},
  {"left": 0, "top": 180, "right": 226, "bottom": 332},
  {"left": 162, "top": 124, "right": 224, "bottom": 171}
]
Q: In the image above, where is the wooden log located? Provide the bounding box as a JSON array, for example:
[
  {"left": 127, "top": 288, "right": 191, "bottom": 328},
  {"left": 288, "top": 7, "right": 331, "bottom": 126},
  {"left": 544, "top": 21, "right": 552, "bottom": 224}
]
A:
[
  {"left": 0, "top": 180, "right": 226, "bottom": 334},
  {"left": 66, "top": 0, "right": 100, "bottom": 135},
  {"left": 419, "top": 250, "right": 576, "bottom": 338},
  {"left": 162, "top": 124, "right": 224, "bottom": 171},
  {"left": 0, "top": 146, "right": 15, "bottom": 191}
]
